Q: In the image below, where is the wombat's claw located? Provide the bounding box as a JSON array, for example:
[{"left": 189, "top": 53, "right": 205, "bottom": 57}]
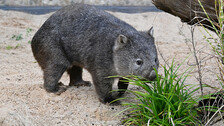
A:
[
  {"left": 55, "top": 82, "right": 68, "bottom": 95},
  {"left": 99, "top": 97, "right": 121, "bottom": 106},
  {"left": 58, "top": 82, "right": 65, "bottom": 86},
  {"left": 109, "top": 100, "right": 121, "bottom": 106},
  {"left": 69, "top": 81, "right": 91, "bottom": 87}
]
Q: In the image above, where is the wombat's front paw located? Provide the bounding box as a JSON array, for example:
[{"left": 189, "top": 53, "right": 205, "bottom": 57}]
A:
[
  {"left": 45, "top": 82, "right": 68, "bottom": 95},
  {"left": 117, "top": 91, "right": 126, "bottom": 97},
  {"left": 55, "top": 82, "right": 68, "bottom": 95},
  {"left": 69, "top": 81, "right": 91, "bottom": 87},
  {"left": 99, "top": 96, "right": 121, "bottom": 106}
]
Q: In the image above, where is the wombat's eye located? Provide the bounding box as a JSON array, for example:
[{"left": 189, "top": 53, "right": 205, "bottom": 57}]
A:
[{"left": 136, "top": 59, "right": 143, "bottom": 66}]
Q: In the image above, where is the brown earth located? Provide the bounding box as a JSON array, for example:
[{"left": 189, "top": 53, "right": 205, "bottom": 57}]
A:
[{"left": 0, "top": 9, "right": 222, "bottom": 125}]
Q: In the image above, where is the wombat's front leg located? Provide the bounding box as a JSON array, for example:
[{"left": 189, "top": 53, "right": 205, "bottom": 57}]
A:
[
  {"left": 117, "top": 78, "right": 129, "bottom": 97},
  {"left": 43, "top": 64, "right": 68, "bottom": 95},
  {"left": 92, "top": 74, "right": 119, "bottom": 105}
]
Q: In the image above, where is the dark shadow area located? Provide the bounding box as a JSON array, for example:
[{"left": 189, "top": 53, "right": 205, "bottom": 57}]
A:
[{"left": 0, "top": 5, "right": 161, "bottom": 15}]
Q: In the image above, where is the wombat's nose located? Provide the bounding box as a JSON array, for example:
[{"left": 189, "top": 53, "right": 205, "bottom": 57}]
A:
[{"left": 149, "top": 71, "right": 156, "bottom": 81}]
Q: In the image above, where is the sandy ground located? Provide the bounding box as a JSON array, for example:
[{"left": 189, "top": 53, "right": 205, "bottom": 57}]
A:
[{"left": 0, "top": 8, "right": 223, "bottom": 125}]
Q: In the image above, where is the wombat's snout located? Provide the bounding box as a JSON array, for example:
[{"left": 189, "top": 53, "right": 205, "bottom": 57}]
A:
[{"left": 148, "top": 70, "right": 156, "bottom": 81}]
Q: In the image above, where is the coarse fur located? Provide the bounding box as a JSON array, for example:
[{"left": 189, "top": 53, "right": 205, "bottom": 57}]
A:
[{"left": 31, "top": 4, "right": 159, "bottom": 104}]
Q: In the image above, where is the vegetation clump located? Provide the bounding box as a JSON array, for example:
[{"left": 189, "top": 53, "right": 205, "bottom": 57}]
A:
[{"left": 115, "top": 61, "right": 201, "bottom": 126}]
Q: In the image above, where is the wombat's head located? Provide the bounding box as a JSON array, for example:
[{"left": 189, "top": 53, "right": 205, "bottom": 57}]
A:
[{"left": 113, "top": 27, "right": 159, "bottom": 81}]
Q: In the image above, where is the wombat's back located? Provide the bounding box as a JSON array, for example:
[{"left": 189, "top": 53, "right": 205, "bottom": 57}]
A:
[
  {"left": 31, "top": 4, "right": 138, "bottom": 68},
  {"left": 33, "top": 3, "right": 136, "bottom": 43}
]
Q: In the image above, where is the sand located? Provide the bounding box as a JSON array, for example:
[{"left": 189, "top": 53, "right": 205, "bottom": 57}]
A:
[{"left": 0, "top": 8, "right": 222, "bottom": 125}]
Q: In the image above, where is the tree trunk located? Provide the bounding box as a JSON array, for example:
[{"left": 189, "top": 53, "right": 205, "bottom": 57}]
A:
[{"left": 152, "top": 0, "right": 220, "bottom": 32}]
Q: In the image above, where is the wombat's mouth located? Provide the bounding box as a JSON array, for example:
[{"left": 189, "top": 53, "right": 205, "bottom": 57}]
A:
[
  {"left": 148, "top": 75, "right": 156, "bottom": 81},
  {"left": 145, "top": 70, "right": 157, "bottom": 81}
]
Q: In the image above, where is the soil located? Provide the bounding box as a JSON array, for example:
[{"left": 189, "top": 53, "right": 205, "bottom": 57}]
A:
[{"left": 0, "top": 9, "right": 223, "bottom": 125}]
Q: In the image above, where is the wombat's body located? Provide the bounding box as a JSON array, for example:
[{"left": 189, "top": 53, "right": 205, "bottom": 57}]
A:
[{"left": 31, "top": 4, "right": 159, "bottom": 104}]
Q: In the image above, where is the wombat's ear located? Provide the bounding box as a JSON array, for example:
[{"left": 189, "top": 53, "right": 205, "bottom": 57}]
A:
[
  {"left": 148, "top": 27, "right": 154, "bottom": 37},
  {"left": 118, "top": 34, "right": 128, "bottom": 44},
  {"left": 114, "top": 34, "right": 128, "bottom": 51}
]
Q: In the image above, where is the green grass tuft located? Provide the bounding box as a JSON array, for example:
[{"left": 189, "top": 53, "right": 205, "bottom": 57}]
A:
[{"left": 116, "top": 61, "right": 201, "bottom": 126}]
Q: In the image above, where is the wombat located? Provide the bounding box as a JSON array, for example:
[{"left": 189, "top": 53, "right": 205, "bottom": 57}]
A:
[{"left": 31, "top": 4, "right": 159, "bottom": 104}]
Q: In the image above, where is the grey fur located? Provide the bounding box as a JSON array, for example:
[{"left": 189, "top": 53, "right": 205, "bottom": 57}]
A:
[{"left": 31, "top": 4, "right": 159, "bottom": 104}]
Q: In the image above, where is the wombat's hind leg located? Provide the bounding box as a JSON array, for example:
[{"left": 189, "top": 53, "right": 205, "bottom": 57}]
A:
[
  {"left": 44, "top": 64, "right": 68, "bottom": 95},
  {"left": 67, "top": 66, "right": 91, "bottom": 87},
  {"left": 117, "top": 78, "right": 129, "bottom": 97}
]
